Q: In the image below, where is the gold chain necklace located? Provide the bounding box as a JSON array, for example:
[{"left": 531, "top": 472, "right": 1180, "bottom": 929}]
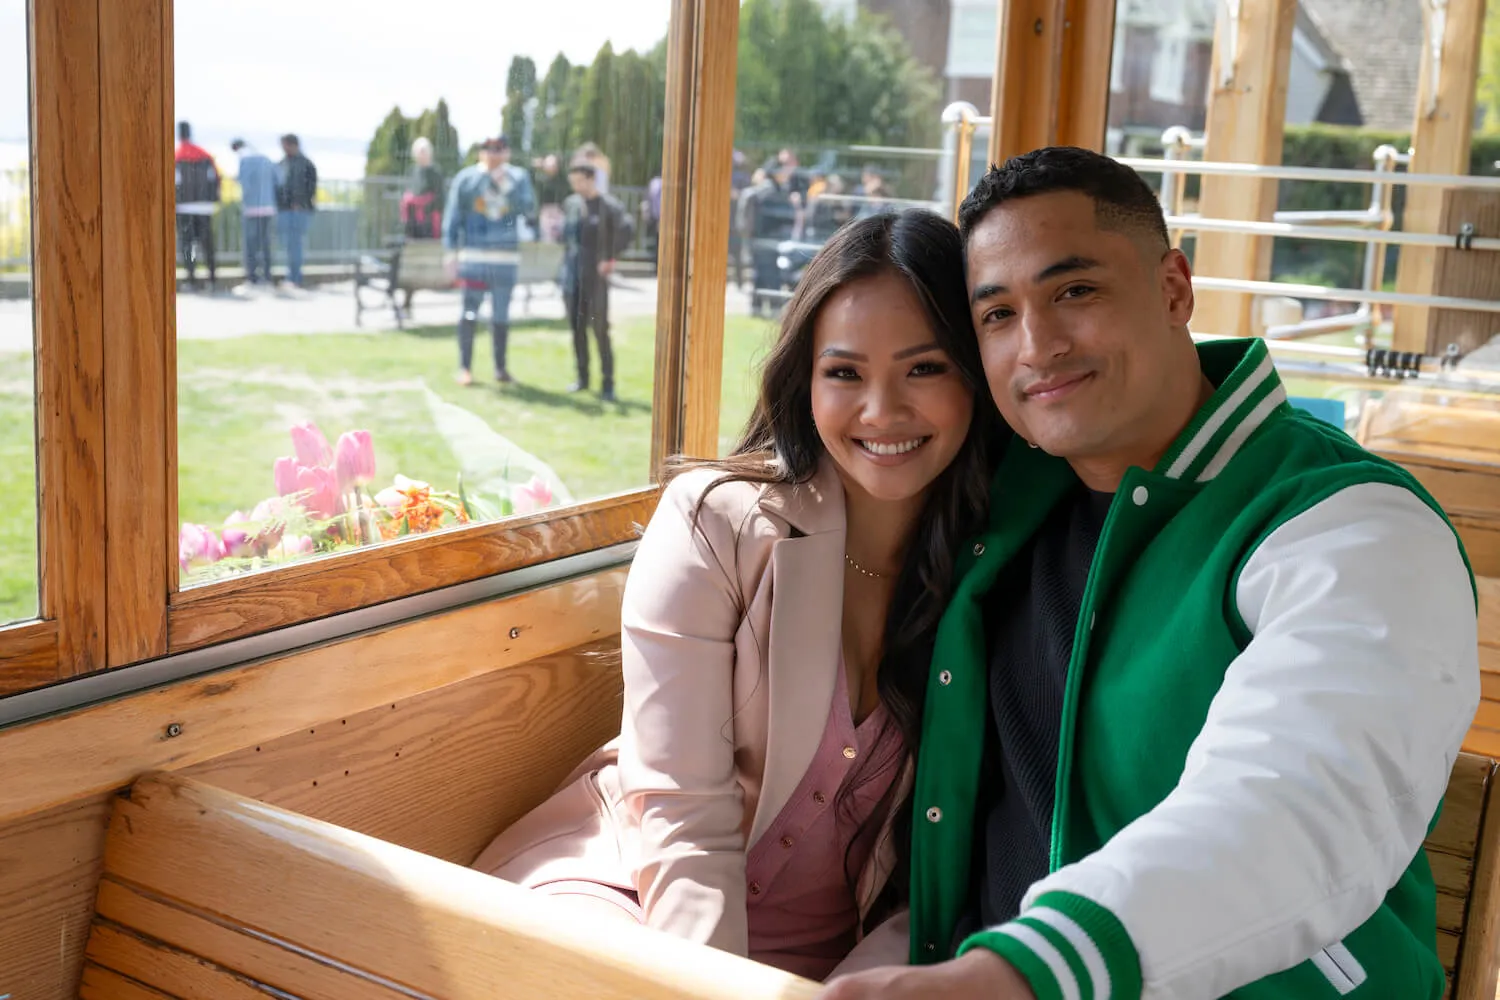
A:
[{"left": 844, "top": 552, "right": 891, "bottom": 579}]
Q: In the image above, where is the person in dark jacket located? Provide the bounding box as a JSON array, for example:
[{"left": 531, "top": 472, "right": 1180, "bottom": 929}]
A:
[
  {"left": 276, "top": 134, "right": 318, "bottom": 287},
  {"left": 561, "top": 163, "right": 632, "bottom": 402},
  {"left": 174, "top": 121, "right": 221, "bottom": 290}
]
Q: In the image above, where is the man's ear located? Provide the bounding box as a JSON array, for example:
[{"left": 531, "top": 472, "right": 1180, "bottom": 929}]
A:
[{"left": 1160, "top": 248, "right": 1194, "bottom": 328}]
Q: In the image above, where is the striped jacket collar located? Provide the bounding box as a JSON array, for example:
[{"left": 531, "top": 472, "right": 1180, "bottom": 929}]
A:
[{"left": 1157, "top": 337, "right": 1289, "bottom": 483}]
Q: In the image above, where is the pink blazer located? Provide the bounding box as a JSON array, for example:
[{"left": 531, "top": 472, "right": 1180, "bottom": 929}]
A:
[{"left": 472, "top": 458, "right": 912, "bottom": 961}]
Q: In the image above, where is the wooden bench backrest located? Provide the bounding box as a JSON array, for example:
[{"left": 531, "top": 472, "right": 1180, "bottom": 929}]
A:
[
  {"left": 83, "top": 772, "right": 819, "bottom": 1000},
  {"left": 1426, "top": 753, "right": 1500, "bottom": 1000}
]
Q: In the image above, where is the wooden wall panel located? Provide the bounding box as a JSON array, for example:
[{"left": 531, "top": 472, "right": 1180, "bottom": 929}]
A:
[
  {"left": 184, "top": 637, "right": 624, "bottom": 866},
  {"left": 988, "top": 0, "right": 1115, "bottom": 163},
  {"left": 101, "top": 0, "right": 171, "bottom": 666}
]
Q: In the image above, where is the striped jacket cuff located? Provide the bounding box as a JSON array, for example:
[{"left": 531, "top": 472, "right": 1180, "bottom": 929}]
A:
[{"left": 956, "top": 891, "right": 1142, "bottom": 1000}]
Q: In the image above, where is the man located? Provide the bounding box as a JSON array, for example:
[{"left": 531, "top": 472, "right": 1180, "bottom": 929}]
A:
[
  {"left": 230, "top": 139, "right": 278, "bottom": 285},
  {"left": 442, "top": 136, "right": 536, "bottom": 386},
  {"left": 854, "top": 165, "right": 890, "bottom": 220},
  {"left": 174, "top": 121, "right": 221, "bottom": 291},
  {"left": 276, "top": 133, "right": 318, "bottom": 288},
  {"left": 823, "top": 146, "right": 1478, "bottom": 999},
  {"left": 561, "top": 163, "right": 632, "bottom": 403},
  {"left": 740, "top": 158, "right": 801, "bottom": 317}
]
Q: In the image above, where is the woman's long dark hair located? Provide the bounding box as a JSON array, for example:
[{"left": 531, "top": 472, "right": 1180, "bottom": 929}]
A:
[{"left": 666, "top": 209, "right": 997, "bottom": 904}]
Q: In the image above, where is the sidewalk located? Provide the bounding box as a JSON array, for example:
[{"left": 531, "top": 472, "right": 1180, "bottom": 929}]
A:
[{"left": 0, "top": 275, "right": 758, "bottom": 353}]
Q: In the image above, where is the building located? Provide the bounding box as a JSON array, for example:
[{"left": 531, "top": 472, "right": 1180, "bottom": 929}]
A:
[{"left": 817, "top": 0, "right": 1425, "bottom": 154}]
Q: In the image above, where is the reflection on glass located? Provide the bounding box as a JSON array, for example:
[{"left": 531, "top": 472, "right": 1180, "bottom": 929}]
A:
[
  {"left": 173, "top": 2, "right": 670, "bottom": 584},
  {"left": 719, "top": 0, "right": 992, "bottom": 454},
  {"left": 0, "top": 0, "right": 37, "bottom": 625},
  {"left": 1104, "top": 0, "right": 1219, "bottom": 158}
]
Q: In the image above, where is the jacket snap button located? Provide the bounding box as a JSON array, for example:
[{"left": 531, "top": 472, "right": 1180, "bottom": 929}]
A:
[
  {"left": 925, "top": 942, "right": 937, "bottom": 953},
  {"left": 843, "top": 746, "right": 858, "bottom": 759},
  {"left": 938, "top": 670, "right": 952, "bottom": 686},
  {"left": 781, "top": 836, "right": 794, "bottom": 848},
  {"left": 1132, "top": 485, "right": 1149, "bottom": 506},
  {"left": 972, "top": 542, "right": 985, "bottom": 556},
  {"left": 926, "top": 806, "right": 942, "bottom": 823},
  {"left": 749, "top": 881, "right": 762, "bottom": 895},
  {"left": 813, "top": 791, "right": 827, "bottom": 804}
]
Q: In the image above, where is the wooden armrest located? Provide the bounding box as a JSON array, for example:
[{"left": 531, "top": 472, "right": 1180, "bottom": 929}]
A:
[{"left": 87, "top": 772, "right": 819, "bottom": 1000}]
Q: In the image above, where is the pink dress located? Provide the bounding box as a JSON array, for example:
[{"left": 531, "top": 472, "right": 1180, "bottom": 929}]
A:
[{"left": 538, "top": 659, "right": 906, "bottom": 981}]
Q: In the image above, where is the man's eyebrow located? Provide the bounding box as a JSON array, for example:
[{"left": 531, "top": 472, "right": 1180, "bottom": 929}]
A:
[
  {"left": 1037, "top": 255, "right": 1103, "bottom": 282},
  {"left": 970, "top": 255, "right": 1104, "bottom": 305}
]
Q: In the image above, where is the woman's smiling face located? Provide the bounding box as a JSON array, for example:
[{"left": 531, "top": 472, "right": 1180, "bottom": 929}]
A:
[{"left": 810, "top": 273, "right": 975, "bottom": 504}]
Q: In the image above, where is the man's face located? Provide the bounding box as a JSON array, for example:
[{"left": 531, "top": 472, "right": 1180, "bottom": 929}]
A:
[
  {"left": 281, "top": 141, "right": 295, "bottom": 157},
  {"left": 480, "top": 149, "right": 506, "bottom": 172},
  {"left": 567, "top": 171, "right": 593, "bottom": 196},
  {"left": 967, "top": 190, "right": 1195, "bottom": 463}
]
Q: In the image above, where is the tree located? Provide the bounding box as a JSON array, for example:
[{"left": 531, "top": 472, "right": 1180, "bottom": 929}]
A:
[
  {"left": 365, "top": 100, "right": 462, "bottom": 178},
  {"left": 732, "top": 0, "right": 942, "bottom": 156},
  {"left": 501, "top": 56, "right": 539, "bottom": 155},
  {"left": 1481, "top": 1, "right": 1500, "bottom": 132},
  {"left": 365, "top": 106, "right": 411, "bottom": 178}
]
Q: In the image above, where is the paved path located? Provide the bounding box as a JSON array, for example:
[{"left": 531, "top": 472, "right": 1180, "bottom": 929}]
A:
[{"left": 0, "top": 276, "right": 759, "bottom": 353}]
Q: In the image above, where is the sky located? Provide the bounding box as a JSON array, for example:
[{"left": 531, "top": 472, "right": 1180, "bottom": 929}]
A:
[{"left": 0, "top": 0, "right": 673, "bottom": 178}]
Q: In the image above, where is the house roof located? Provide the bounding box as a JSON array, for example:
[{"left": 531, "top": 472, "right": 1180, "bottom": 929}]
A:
[{"left": 1298, "top": 0, "right": 1422, "bottom": 132}]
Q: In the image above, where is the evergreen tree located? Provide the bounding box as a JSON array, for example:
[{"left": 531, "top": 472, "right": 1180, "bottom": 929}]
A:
[
  {"left": 412, "top": 98, "right": 462, "bottom": 177},
  {"left": 501, "top": 56, "right": 539, "bottom": 155},
  {"left": 365, "top": 106, "right": 411, "bottom": 177}
]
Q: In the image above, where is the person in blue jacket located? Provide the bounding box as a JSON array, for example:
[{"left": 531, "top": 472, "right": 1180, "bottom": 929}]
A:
[
  {"left": 442, "top": 136, "right": 537, "bottom": 385},
  {"left": 230, "top": 139, "right": 278, "bottom": 285}
]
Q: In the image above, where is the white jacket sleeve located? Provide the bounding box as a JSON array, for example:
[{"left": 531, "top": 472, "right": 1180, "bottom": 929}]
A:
[{"left": 973, "top": 482, "right": 1480, "bottom": 1000}]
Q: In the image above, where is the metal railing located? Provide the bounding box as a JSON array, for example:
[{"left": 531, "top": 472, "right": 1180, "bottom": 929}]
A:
[{"left": 936, "top": 109, "right": 1500, "bottom": 350}]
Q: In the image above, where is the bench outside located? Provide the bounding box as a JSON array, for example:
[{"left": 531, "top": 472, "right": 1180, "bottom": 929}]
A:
[{"left": 354, "top": 240, "right": 568, "bottom": 330}]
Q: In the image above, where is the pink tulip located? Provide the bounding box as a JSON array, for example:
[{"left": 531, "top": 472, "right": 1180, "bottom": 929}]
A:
[
  {"left": 334, "top": 430, "right": 376, "bottom": 492},
  {"left": 273, "top": 456, "right": 300, "bottom": 497},
  {"left": 221, "top": 511, "right": 254, "bottom": 558},
  {"left": 283, "top": 534, "right": 315, "bottom": 556},
  {"left": 512, "top": 475, "right": 554, "bottom": 515},
  {"left": 178, "top": 523, "right": 225, "bottom": 572},
  {"left": 295, "top": 464, "right": 342, "bottom": 520},
  {"left": 290, "top": 421, "right": 332, "bottom": 467}
]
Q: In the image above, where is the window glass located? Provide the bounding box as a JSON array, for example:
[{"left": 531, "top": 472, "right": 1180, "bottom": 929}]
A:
[
  {"left": 1104, "top": 0, "right": 1218, "bottom": 157},
  {"left": 719, "top": 0, "right": 991, "bottom": 454},
  {"left": 173, "top": 1, "right": 670, "bottom": 584},
  {"left": 0, "top": 0, "right": 37, "bottom": 625}
]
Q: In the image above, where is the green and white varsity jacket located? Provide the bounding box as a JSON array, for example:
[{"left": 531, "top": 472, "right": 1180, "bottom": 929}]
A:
[{"left": 908, "top": 338, "right": 1480, "bottom": 999}]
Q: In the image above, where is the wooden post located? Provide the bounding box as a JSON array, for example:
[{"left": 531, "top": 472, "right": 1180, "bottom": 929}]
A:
[
  {"left": 988, "top": 0, "right": 1117, "bottom": 164},
  {"left": 650, "top": 0, "right": 739, "bottom": 467},
  {"left": 1191, "top": 0, "right": 1297, "bottom": 339},
  {"left": 1392, "top": 0, "right": 1487, "bottom": 352}
]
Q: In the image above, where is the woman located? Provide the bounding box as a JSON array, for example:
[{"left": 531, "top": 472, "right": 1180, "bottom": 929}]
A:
[
  {"left": 472, "top": 210, "right": 996, "bottom": 979},
  {"left": 400, "top": 137, "right": 445, "bottom": 240}
]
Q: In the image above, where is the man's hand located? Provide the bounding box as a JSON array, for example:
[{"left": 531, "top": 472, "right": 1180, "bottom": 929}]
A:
[
  {"left": 818, "top": 950, "right": 1036, "bottom": 1000},
  {"left": 598, "top": 259, "right": 615, "bottom": 276},
  {"left": 443, "top": 253, "right": 458, "bottom": 281}
]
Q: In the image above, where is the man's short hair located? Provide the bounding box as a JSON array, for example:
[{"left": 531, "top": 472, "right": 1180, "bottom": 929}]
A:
[
  {"left": 229, "top": 138, "right": 245, "bottom": 152},
  {"left": 178, "top": 121, "right": 192, "bottom": 140},
  {"left": 958, "top": 146, "right": 1170, "bottom": 253},
  {"left": 569, "top": 163, "right": 597, "bottom": 180},
  {"left": 280, "top": 133, "right": 300, "bottom": 148}
]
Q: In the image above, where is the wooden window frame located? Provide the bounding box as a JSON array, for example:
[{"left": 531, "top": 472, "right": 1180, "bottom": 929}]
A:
[{"left": 1, "top": 0, "right": 738, "bottom": 685}]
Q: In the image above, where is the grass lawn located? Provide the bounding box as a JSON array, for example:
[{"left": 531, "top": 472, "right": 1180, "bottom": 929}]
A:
[{"left": 0, "top": 312, "right": 781, "bottom": 626}]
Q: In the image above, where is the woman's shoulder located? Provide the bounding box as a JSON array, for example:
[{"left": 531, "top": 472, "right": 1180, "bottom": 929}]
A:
[{"left": 655, "top": 466, "right": 800, "bottom": 546}]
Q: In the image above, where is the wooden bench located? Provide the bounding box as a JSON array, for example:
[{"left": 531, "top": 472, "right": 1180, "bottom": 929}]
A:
[
  {"left": 82, "top": 756, "right": 1500, "bottom": 1000},
  {"left": 354, "top": 239, "right": 567, "bottom": 329},
  {"left": 81, "top": 771, "right": 819, "bottom": 1000}
]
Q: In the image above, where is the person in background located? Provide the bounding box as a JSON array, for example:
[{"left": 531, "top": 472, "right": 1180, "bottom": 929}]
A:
[
  {"left": 729, "top": 149, "right": 751, "bottom": 289},
  {"left": 276, "top": 133, "right": 318, "bottom": 288},
  {"left": 742, "top": 157, "right": 803, "bottom": 317},
  {"left": 401, "top": 137, "right": 446, "bottom": 241},
  {"left": 855, "top": 165, "right": 890, "bottom": 220},
  {"left": 174, "top": 121, "right": 221, "bottom": 291},
  {"left": 442, "top": 135, "right": 536, "bottom": 386},
  {"left": 230, "top": 139, "right": 277, "bottom": 286},
  {"left": 532, "top": 153, "right": 570, "bottom": 243},
  {"left": 562, "top": 163, "right": 632, "bottom": 403},
  {"left": 571, "top": 141, "right": 611, "bottom": 194},
  {"left": 642, "top": 174, "right": 663, "bottom": 271}
]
